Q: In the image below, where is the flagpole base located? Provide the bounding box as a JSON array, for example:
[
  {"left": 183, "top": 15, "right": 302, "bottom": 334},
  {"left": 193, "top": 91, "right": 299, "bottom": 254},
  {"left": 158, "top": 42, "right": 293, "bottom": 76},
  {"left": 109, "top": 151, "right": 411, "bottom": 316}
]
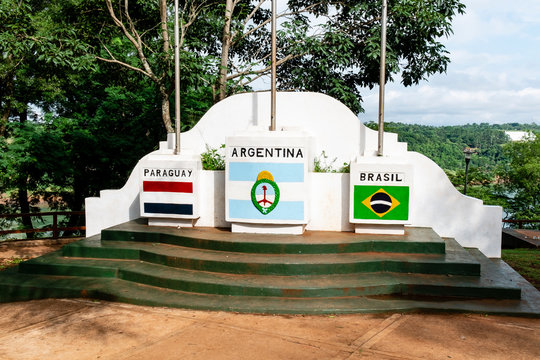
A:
[
  {"left": 148, "top": 218, "right": 197, "bottom": 228},
  {"left": 354, "top": 224, "right": 404, "bottom": 235},
  {"left": 232, "top": 223, "right": 305, "bottom": 235}
]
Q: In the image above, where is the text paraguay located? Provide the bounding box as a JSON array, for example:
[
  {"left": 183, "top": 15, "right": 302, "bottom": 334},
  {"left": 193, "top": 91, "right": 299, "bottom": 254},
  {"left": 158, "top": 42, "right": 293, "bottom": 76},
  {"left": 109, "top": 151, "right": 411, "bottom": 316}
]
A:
[{"left": 143, "top": 168, "right": 193, "bottom": 178}]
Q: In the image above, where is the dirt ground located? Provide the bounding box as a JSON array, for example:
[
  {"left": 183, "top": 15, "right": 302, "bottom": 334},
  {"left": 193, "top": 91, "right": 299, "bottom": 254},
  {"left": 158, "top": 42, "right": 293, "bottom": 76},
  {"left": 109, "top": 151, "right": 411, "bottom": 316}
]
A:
[
  {"left": 1, "top": 240, "right": 539, "bottom": 360},
  {"left": 0, "top": 238, "right": 79, "bottom": 268},
  {"left": 0, "top": 298, "right": 538, "bottom": 360}
]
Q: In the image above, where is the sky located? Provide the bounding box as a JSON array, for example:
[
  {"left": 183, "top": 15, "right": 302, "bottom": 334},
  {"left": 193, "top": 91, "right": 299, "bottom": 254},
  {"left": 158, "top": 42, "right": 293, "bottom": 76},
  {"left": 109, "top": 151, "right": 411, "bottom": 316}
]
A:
[{"left": 359, "top": 0, "right": 540, "bottom": 126}]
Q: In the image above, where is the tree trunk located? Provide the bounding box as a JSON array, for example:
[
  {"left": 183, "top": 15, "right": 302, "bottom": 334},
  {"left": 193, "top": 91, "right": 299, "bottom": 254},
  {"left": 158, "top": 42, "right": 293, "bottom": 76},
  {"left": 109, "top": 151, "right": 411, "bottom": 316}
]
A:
[
  {"left": 0, "top": 102, "right": 9, "bottom": 137},
  {"left": 17, "top": 107, "right": 34, "bottom": 239},
  {"left": 160, "top": 87, "right": 174, "bottom": 133},
  {"left": 17, "top": 176, "right": 34, "bottom": 239},
  {"left": 159, "top": 0, "right": 170, "bottom": 60},
  {"left": 64, "top": 173, "right": 87, "bottom": 237},
  {"left": 218, "top": 0, "right": 234, "bottom": 101},
  {"left": 156, "top": 2, "right": 173, "bottom": 133},
  {"left": 1, "top": 74, "right": 14, "bottom": 137}
]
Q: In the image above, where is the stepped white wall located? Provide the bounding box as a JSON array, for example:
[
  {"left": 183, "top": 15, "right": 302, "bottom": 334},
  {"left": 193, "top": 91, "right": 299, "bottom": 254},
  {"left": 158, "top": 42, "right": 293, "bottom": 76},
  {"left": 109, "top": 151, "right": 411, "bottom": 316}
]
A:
[{"left": 86, "top": 92, "right": 502, "bottom": 257}]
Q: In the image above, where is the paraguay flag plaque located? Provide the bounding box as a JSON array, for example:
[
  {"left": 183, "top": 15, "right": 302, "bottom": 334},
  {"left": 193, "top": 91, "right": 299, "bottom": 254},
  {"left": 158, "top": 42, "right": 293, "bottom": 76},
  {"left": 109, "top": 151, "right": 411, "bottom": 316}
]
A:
[{"left": 139, "top": 156, "right": 200, "bottom": 219}]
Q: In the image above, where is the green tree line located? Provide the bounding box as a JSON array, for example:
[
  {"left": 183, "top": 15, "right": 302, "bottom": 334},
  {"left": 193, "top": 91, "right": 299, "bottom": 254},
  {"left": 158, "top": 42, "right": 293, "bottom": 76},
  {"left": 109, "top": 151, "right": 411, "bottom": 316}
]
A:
[
  {"left": 3, "top": 0, "right": 537, "bottom": 233},
  {"left": 365, "top": 121, "right": 540, "bottom": 223},
  {"left": 0, "top": 0, "right": 466, "bottom": 236}
]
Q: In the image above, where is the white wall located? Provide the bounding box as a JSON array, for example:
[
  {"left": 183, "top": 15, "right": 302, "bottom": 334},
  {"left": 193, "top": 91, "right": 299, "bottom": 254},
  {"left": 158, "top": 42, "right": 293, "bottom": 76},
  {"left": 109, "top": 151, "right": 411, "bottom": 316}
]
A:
[
  {"left": 85, "top": 165, "right": 141, "bottom": 238},
  {"left": 86, "top": 92, "right": 502, "bottom": 257},
  {"left": 307, "top": 173, "right": 354, "bottom": 232},
  {"left": 181, "top": 92, "right": 407, "bottom": 164},
  {"left": 407, "top": 151, "right": 502, "bottom": 257}
]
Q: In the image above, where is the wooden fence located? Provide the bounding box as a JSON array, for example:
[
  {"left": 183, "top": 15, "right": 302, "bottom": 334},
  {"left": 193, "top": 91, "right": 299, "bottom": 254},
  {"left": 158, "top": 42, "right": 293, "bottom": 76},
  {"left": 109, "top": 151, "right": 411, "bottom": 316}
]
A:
[
  {"left": 502, "top": 219, "right": 540, "bottom": 229},
  {"left": 0, "top": 211, "right": 536, "bottom": 238},
  {"left": 0, "top": 211, "right": 85, "bottom": 239}
]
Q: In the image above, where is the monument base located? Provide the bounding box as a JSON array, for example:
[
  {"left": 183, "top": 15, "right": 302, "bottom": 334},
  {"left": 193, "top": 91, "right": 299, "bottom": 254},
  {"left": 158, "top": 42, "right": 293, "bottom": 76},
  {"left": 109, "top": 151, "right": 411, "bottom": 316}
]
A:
[
  {"left": 232, "top": 222, "right": 305, "bottom": 235},
  {"left": 148, "top": 218, "right": 196, "bottom": 228},
  {"left": 355, "top": 224, "right": 405, "bottom": 235}
]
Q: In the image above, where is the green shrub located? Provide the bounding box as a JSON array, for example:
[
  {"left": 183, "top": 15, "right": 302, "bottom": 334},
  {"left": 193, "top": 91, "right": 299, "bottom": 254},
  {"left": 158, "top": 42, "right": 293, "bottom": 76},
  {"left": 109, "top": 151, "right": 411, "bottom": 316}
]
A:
[
  {"left": 314, "top": 151, "right": 349, "bottom": 173},
  {"left": 201, "top": 144, "right": 225, "bottom": 170}
]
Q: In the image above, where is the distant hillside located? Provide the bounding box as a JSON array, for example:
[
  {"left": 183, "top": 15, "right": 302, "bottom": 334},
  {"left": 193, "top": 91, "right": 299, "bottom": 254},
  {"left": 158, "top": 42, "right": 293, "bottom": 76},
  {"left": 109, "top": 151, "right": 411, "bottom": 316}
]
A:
[{"left": 364, "top": 122, "right": 540, "bottom": 171}]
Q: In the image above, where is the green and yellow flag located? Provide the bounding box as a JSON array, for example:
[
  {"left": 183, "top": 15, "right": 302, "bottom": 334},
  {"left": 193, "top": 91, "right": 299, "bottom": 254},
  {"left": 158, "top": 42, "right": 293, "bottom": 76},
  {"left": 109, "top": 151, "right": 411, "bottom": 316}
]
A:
[{"left": 353, "top": 185, "right": 409, "bottom": 221}]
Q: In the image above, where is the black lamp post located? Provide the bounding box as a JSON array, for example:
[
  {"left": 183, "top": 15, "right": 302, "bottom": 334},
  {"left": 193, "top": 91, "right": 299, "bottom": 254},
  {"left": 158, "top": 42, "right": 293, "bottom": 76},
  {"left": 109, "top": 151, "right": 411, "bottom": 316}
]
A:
[{"left": 463, "top": 148, "right": 474, "bottom": 195}]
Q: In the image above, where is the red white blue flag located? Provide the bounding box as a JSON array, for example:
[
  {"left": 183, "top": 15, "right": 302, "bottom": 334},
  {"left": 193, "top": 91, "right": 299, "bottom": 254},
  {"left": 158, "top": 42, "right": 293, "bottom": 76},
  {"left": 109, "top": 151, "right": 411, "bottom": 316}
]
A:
[{"left": 140, "top": 160, "right": 199, "bottom": 218}]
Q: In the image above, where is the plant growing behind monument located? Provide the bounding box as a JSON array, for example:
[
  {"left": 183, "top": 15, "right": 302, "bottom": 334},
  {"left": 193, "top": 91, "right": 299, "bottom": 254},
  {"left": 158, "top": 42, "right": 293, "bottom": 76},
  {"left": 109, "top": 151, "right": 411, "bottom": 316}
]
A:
[
  {"left": 314, "top": 151, "right": 349, "bottom": 173},
  {"left": 201, "top": 145, "right": 225, "bottom": 171}
]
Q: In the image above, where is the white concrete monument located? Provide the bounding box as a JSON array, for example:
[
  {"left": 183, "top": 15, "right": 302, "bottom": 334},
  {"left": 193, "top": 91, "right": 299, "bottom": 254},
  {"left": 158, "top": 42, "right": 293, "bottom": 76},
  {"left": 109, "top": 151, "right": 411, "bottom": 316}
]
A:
[{"left": 86, "top": 92, "right": 503, "bottom": 257}]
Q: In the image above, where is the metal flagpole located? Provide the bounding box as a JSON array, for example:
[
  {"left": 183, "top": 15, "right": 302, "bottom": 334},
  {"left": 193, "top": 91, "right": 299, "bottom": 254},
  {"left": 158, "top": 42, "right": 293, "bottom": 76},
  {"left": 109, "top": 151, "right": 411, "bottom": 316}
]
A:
[
  {"left": 377, "top": 0, "right": 387, "bottom": 156},
  {"left": 174, "top": 0, "right": 181, "bottom": 154},
  {"left": 270, "top": 0, "right": 277, "bottom": 131}
]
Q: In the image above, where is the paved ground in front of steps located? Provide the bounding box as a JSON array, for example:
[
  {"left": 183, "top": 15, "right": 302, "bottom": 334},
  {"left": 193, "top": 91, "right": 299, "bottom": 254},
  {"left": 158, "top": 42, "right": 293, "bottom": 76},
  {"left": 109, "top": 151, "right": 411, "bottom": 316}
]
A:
[
  {"left": 0, "top": 298, "right": 539, "bottom": 360},
  {"left": 1, "top": 239, "right": 539, "bottom": 359}
]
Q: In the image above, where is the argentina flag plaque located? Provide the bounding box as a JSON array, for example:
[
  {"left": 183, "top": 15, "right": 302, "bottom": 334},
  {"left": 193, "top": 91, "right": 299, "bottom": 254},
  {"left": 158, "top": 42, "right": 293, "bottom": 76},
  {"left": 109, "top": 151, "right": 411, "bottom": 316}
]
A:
[{"left": 225, "top": 130, "right": 311, "bottom": 227}]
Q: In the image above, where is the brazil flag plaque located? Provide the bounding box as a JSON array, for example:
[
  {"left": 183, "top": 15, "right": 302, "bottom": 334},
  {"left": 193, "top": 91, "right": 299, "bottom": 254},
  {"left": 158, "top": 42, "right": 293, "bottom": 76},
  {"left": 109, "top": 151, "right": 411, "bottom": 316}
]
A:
[
  {"left": 353, "top": 185, "right": 409, "bottom": 220},
  {"left": 349, "top": 161, "right": 412, "bottom": 224}
]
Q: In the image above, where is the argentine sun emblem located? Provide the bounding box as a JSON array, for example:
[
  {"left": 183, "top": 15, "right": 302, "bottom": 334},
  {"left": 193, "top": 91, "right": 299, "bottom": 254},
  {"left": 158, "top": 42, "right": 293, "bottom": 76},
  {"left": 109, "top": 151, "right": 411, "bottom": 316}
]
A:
[{"left": 251, "top": 171, "right": 280, "bottom": 214}]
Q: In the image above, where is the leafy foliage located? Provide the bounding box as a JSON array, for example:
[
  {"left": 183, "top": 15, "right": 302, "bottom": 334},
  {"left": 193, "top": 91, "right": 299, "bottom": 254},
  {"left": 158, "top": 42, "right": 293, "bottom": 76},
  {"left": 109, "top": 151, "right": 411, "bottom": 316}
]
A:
[
  {"left": 496, "top": 133, "right": 540, "bottom": 222},
  {"left": 43, "top": 0, "right": 467, "bottom": 124},
  {"left": 273, "top": 0, "right": 466, "bottom": 113},
  {"left": 47, "top": 70, "right": 164, "bottom": 212},
  {"left": 444, "top": 167, "right": 506, "bottom": 208},
  {"left": 364, "top": 122, "right": 540, "bottom": 171},
  {"left": 0, "top": 121, "right": 68, "bottom": 209},
  {"left": 366, "top": 121, "right": 539, "bottom": 220},
  {"left": 314, "top": 151, "right": 350, "bottom": 173},
  {"left": 201, "top": 145, "right": 225, "bottom": 171},
  {"left": 0, "top": 257, "right": 24, "bottom": 271}
]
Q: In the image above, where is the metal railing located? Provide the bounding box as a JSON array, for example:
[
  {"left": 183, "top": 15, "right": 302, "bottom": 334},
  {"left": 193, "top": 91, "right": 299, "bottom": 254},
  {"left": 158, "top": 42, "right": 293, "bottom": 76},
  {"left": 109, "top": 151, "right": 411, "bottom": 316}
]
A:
[
  {"left": 0, "top": 211, "right": 85, "bottom": 239},
  {"left": 502, "top": 219, "right": 540, "bottom": 229}
]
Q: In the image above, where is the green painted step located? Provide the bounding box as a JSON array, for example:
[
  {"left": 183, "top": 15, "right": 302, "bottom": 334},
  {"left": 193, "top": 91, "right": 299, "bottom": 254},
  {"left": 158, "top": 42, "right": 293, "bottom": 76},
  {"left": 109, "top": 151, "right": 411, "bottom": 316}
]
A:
[
  {"left": 60, "top": 236, "right": 480, "bottom": 276},
  {"left": 2, "top": 221, "right": 535, "bottom": 316},
  {"left": 17, "top": 251, "right": 520, "bottom": 300},
  {"left": 0, "top": 267, "right": 533, "bottom": 316},
  {"left": 101, "top": 221, "right": 446, "bottom": 255}
]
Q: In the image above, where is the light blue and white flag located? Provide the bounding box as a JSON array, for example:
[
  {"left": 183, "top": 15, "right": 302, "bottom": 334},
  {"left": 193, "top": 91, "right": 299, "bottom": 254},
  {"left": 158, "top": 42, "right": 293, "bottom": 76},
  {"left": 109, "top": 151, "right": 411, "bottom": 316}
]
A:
[{"left": 226, "top": 161, "right": 306, "bottom": 223}]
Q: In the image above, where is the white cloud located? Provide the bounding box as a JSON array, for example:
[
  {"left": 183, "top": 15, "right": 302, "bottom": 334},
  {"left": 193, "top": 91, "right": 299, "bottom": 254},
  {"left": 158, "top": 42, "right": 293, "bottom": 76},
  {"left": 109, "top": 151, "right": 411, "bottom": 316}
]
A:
[
  {"left": 360, "top": 82, "right": 540, "bottom": 125},
  {"left": 359, "top": 0, "right": 540, "bottom": 126}
]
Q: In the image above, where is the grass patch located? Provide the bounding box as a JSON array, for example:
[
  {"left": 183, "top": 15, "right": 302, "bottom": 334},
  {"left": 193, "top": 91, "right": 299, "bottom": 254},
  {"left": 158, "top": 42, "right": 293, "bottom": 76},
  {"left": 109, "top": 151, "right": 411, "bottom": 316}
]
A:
[
  {"left": 502, "top": 248, "right": 540, "bottom": 290},
  {"left": 0, "top": 257, "right": 25, "bottom": 271}
]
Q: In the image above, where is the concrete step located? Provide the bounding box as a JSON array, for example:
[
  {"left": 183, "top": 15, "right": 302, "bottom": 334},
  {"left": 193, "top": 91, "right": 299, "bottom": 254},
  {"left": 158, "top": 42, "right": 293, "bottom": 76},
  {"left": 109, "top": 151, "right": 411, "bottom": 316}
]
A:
[
  {"left": 17, "top": 251, "right": 519, "bottom": 300},
  {"left": 59, "top": 236, "right": 480, "bottom": 276},
  {"left": 0, "top": 268, "right": 531, "bottom": 316},
  {"left": 1, "top": 221, "right": 533, "bottom": 315},
  {"left": 101, "top": 220, "right": 446, "bottom": 255}
]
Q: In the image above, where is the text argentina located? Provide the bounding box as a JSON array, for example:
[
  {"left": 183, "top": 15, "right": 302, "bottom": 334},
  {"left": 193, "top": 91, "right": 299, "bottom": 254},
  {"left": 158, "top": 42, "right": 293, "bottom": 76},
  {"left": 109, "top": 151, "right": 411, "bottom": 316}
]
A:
[{"left": 230, "top": 147, "right": 304, "bottom": 158}]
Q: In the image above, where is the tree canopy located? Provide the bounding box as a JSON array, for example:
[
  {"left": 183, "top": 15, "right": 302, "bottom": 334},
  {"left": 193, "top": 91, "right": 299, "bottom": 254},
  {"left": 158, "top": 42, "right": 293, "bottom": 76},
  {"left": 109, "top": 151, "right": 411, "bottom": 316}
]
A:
[
  {"left": 29, "top": 0, "right": 466, "bottom": 131},
  {"left": 364, "top": 121, "right": 540, "bottom": 222},
  {"left": 1, "top": 0, "right": 480, "bottom": 234},
  {"left": 497, "top": 133, "right": 540, "bottom": 222}
]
